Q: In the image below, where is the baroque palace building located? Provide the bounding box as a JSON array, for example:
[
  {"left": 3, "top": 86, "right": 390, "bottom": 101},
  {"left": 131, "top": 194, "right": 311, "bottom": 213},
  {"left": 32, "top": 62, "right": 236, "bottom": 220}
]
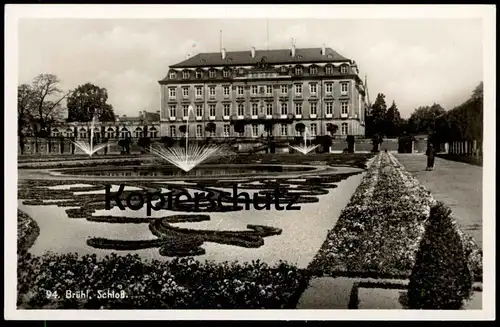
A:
[{"left": 159, "top": 45, "right": 367, "bottom": 139}]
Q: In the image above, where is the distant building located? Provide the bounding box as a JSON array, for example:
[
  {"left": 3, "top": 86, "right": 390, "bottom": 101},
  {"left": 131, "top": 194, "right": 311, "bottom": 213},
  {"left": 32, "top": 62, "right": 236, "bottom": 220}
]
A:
[
  {"left": 159, "top": 45, "right": 368, "bottom": 139},
  {"left": 48, "top": 110, "right": 161, "bottom": 141}
]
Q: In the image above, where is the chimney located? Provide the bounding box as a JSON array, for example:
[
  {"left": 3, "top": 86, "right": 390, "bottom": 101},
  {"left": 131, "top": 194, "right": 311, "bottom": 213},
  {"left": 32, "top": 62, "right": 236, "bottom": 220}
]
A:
[
  {"left": 321, "top": 44, "right": 326, "bottom": 56},
  {"left": 291, "top": 45, "right": 296, "bottom": 57},
  {"left": 221, "top": 48, "right": 226, "bottom": 59},
  {"left": 251, "top": 47, "right": 256, "bottom": 58}
]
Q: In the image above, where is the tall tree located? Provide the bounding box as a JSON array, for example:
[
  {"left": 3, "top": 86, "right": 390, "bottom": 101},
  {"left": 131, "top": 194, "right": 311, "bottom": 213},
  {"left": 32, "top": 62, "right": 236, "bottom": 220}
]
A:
[
  {"left": 18, "top": 84, "right": 35, "bottom": 137},
  {"left": 385, "top": 101, "right": 402, "bottom": 138},
  {"left": 29, "top": 74, "right": 69, "bottom": 133},
  {"left": 67, "top": 83, "right": 115, "bottom": 122},
  {"left": 366, "top": 93, "right": 388, "bottom": 137},
  {"left": 407, "top": 103, "right": 446, "bottom": 135}
]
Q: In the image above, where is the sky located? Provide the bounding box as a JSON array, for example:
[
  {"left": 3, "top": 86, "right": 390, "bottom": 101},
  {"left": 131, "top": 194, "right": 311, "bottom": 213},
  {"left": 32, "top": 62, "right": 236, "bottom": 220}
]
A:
[{"left": 18, "top": 18, "right": 483, "bottom": 119}]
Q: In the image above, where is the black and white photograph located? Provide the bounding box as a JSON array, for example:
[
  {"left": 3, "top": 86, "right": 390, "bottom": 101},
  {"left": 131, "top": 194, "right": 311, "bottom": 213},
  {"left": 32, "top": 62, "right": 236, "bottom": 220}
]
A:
[{"left": 5, "top": 4, "right": 495, "bottom": 320}]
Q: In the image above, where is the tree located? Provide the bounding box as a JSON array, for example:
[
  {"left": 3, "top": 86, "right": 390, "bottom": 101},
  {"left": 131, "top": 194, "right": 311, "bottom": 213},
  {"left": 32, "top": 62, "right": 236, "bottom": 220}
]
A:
[
  {"left": 471, "top": 81, "right": 483, "bottom": 101},
  {"left": 233, "top": 121, "right": 246, "bottom": 135},
  {"left": 205, "top": 122, "right": 216, "bottom": 135},
  {"left": 366, "top": 93, "right": 388, "bottom": 137},
  {"left": 67, "top": 83, "right": 115, "bottom": 122},
  {"left": 264, "top": 121, "right": 275, "bottom": 137},
  {"left": 326, "top": 123, "right": 338, "bottom": 136},
  {"left": 385, "top": 101, "right": 402, "bottom": 138},
  {"left": 295, "top": 123, "right": 306, "bottom": 136},
  {"left": 407, "top": 103, "right": 446, "bottom": 135},
  {"left": 28, "top": 74, "right": 69, "bottom": 134}
]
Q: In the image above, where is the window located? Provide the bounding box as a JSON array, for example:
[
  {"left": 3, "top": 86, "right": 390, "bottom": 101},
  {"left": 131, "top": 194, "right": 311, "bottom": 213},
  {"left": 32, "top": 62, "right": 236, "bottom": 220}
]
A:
[
  {"left": 326, "top": 66, "right": 333, "bottom": 75},
  {"left": 326, "top": 102, "right": 333, "bottom": 115},
  {"left": 310, "top": 102, "right": 317, "bottom": 115},
  {"left": 209, "top": 104, "right": 216, "bottom": 117},
  {"left": 281, "top": 102, "right": 288, "bottom": 115},
  {"left": 295, "top": 84, "right": 302, "bottom": 95},
  {"left": 223, "top": 69, "right": 230, "bottom": 78},
  {"left": 52, "top": 129, "right": 60, "bottom": 137},
  {"left": 295, "top": 66, "right": 303, "bottom": 75},
  {"left": 295, "top": 102, "right": 302, "bottom": 115},
  {"left": 223, "top": 85, "right": 230, "bottom": 96},
  {"left": 79, "top": 129, "right": 87, "bottom": 139},
  {"left": 251, "top": 103, "right": 259, "bottom": 116},
  {"left": 341, "top": 83, "right": 348, "bottom": 94},
  {"left": 266, "top": 85, "right": 273, "bottom": 94},
  {"left": 120, "top": 128, "right": 130, "bottom": 139},
  {"left": 169, "top": 71, "right": 176, "bottom": 79},
  {"left": 252, "top": 124, "right": 259, "bottom": 137},
  {"left": 196, "top": 104, "right": 203, "bottom": 117},
  {"left": 310, "top": 124, "right": 317, "bottom": 136},
  {"left": 251, "top": 85, "right": 258, "bottom": 95},
  {"left": 238, "top": 103, "right": 245, "bottom": 116},
  {"left": 266, "top": 103, "right": 273, "bottom": 115},
  {"left": 281, "top": 85, "right": 288, "bottom": 94},
  {"left": 182, "top": 87, "right": 189, "bottom": 97},
  {"left": 170, "top": 126, "right": 176, "bottom": 137},
  {"left": 195, "top": 70, "right": 203, "bottom": 79},
  {"left": 341, "top": 122, "right": 348, "bottom": 135},
  {"left": 281, "top": 66, "right": 287, "bottom": 73},
  {"left": 209, "top": 70, "right": 216, "bottom": 78},
  {"left": 325, "top": 83, "right": 333, "bottom": 94},
  {"left": 169, "top": 105, "right": 176, "bottom": 117},
  {"left": 341, "top": 101, "right": 349, "bottom": 115},
  {"left": 169, "top": 88, "right": 176, "bottom": 98},
  {"left": 209, "top": 86, "right": 216, "bottom": 97},
  {"left": 183, "top": 71, "right": 190, "bottom": 79},
  {"left": 281, "top": 124, "right": 288, "bottom": 136},
  {"left": 341, "top": 65, "right": 348, "bottom": 74},
  {"left": 224, "top": 125, "right": 230, "bottom": 137},
  {"left": 238, "top": 68, "right": 245, "bottom": 75},
  {"left": 135, "top": 127, "right": 143, "bottom": 138},
  {"left": 223, "top": 104, "right": 231, "bottom": 116},
  {"left": 195, "top": 86, "right": 203, "bottom": 97},
  {"left": 196, "top": 125, "right": 202, "bottom": 137},
  {"left": 183, "top": 105, "right": 189, "bottom": 117},
  {"left": 149, "top": 127, "right": 158, "bottom": 138},
  {"left": 105, "top": 128, "right": 113, "bottom": 138},
  {"left": 310, "top": 84, "right": 317, "bottom": 94},
  {"left": 237, "top": 86, "right": 244, "bottom": 96},
  {"left": 310, "top": 66, "right": 318, "bottom": 75}
]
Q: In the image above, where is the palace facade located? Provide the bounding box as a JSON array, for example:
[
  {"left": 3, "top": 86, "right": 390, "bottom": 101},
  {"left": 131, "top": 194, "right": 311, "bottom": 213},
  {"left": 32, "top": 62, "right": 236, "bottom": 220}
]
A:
[{"left": 158, "top": 46, "right": 367, "bottom": 139}]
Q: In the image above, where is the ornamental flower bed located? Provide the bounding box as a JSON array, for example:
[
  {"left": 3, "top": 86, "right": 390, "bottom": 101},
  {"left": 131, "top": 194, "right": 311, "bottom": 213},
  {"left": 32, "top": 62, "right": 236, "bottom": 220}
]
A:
[
  {"left": 309, "top": 152, "right": 436, "bottom": 278},
  {"left": 17, "top": 253, "right": 307, "bottom": 309}
]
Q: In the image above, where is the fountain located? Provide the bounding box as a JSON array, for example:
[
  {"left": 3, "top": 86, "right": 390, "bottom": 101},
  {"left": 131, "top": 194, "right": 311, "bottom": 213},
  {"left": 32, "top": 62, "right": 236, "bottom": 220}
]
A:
[
  {"left": 71, "top": 114, "right": 109, "bottom": 158},
  {"left": 149, "top": 105, "right": 227, "bottom": 172},
  {"left": 288, "top": 127, "right": 319, "bottom": 154}
]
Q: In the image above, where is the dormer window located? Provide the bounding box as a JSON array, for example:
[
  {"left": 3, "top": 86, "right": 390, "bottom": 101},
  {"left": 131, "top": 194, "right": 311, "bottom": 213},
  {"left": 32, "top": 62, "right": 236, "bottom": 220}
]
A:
[
  {"left": 341, "top": 65, "right": 349, "bottom": 74},
  {"left": 195, "top": 70, "right": 203, "bottom": 79},
  {"left": 223, "top": 69, "right": 231, "bottom": 78},
  {"left": 325, "top": 65, "right": 333, "bottom": 75},
  {"left": 295, "top": 66, "right": 303, "bottom": 75},
  {"left": 310, "top": 66, "right": 318, "bottom": 75},
  {"left": 209, "top": 70, "right": 216, "bottom": 78},
  {"left": 183, "top": 71, "right": 190, "bottom": 79},
  {"left": 281, "top": 66, "right": 288, "bottom": 73},
  {"left": 169, "top": 71, "right": 177, "bottom": 79},
  {"left": 238, "top": 68, "right": 245, "bottom": 75}
]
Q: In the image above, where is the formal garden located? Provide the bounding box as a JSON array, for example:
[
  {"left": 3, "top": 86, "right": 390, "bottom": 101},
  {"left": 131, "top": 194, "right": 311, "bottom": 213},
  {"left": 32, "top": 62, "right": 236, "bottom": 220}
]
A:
[{"left": 17, "top": 149, "right": 482, "bottom": 309}]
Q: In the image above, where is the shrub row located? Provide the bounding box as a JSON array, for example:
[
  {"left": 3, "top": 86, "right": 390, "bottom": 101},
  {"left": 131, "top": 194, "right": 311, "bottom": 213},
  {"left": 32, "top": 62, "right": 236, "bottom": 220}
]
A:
[
  {"left": 17, "top": 210, "right": 40, "bottom": 255},
  {"left": 17, "top": 252, "right": 307, "bottom": 309},
  {"left": 309, "top": 152, "right": 435, "bottom": 278}
]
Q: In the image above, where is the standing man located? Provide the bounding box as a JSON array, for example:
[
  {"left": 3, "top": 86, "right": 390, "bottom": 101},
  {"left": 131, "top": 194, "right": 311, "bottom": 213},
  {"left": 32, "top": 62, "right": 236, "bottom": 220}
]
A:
[{"left": 425, "top": 143, "right": 436, "bottom": 171}]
